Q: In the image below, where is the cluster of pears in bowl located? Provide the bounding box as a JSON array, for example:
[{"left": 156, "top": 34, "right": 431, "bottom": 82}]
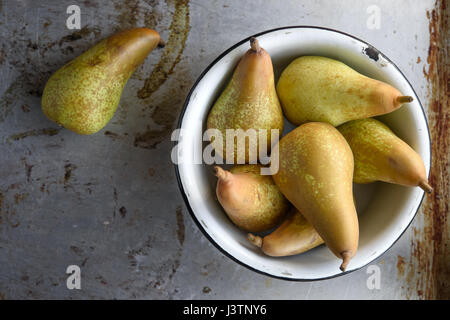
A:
[
  {"left": 176, "top": 27, "right": 431, "bottom": 279},
  {"left": 208, "top": 36, "right": 431, "bottom": 272}
]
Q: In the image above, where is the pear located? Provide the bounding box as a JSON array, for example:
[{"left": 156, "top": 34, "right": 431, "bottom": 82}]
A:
[
  {"left": 42, "top": 28, "right": 161, "bottom": 135},
  {"left": 207, "top": 37, "right": 284, "bottom": 163},
  {"left": 276, "top": 56, "right": 413, "bottom": 127},
  {"left": 338, "top": 118, "right": 432, "bottom": 193},
  {"left": 214, "top": 164, "right": 290, "bottom": 233},
  {"left": 271, "top": 122, "right": 359, "bottom": 271},
  {"left": 247, "top": 208, "right": 324, "bottom": 257}
]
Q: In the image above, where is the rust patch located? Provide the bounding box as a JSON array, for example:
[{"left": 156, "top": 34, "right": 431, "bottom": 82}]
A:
[
  {"left": 14, "top": 193, "right": 29, "bottom": 205},
  {"left": 31, "top": 25, "right": 101, "bottom": 60},
  {"left": 127, "top": 235, "right": 153, "bottom": 267},
  {"left": 95, "top": 275, "right": 108, "bottom": 285},
  {"left": 112, "top": 187, "right": 119, "bottom": 218},
  {"left": 115, "top": 0, "right": 139, "bottom": 30},
  {"left": 64, "top": 164, "right": 77, "bottom": 191},
  {"left": 0, "top": 46, "right": 6, "bottom": 65},
  {"left": 21, "top": 104, "right": 31, "bottom": 113},
  {"left": 40, "top": 181, "right": 57, "bottom": 195},
  {"left": 104, "top": 130, "right": 120, "bottom": 140},
  {"left": 0, "top": 186, "right": 21, "bottom": 228},
  {"left": 202, "top": 286, "right": 211, "bottom": 294},
  {"left": 169, "top": 258, "right": 181, "bottom": 281},
  {"left": 176, "top": 205, "right": 185, "bottom": 246},
  {"left": 119, "top": 206, "right": 127, "bottom": 218},
  {"left": 133, "top": 0, "right": 190, "bottom": 149},
  {"left": 0, "top": 80, "right": 19, "bottom": 123},
  {"left": 64, "top": 164, "right": 76, "bottom": 183},
  {"left": 0, "top": 206, "right": 19, "bottom": 228},
  {"left": 201, "top": 261, "right": 215, "bottom": 276},
  {"left": 58, "top": 26, "right": 101, "bottom": 46},
  {"left": 37, "top": 26, "right": 101, "bottom": 59},
  {"left": 7, "top": 183, "right": 22, "bottom": 191},
  {"left": 104, "top": 130, "right": 128, "bottom": 141},
  {"left": 7, "top": 128, "right": 61, "bottom": 142},
  {"left": 137, "top": 0, "right": 190, "bottom": 99},
  {"left": 401, "top": 0, "right": 449, "bottom": 300},
  {"left": 21, "top": 159, "right": 34, "bottom": 183},
  {"left": 83, "top": 0, "right": 99, "bottom": 8},
  {"left": 114, "top": 0, "right": 163, "bottom": 32},
  {"left": 122, "top": 227, "right": 183, "bottom": 297},
  {"left": 70, "top": 246, "right": 84, "bottom": 256},
  {"left": 1, "top": 72, "right": 51, "bottom": 122},
  {"left": 81, "top": 257, "right": 89, "bottom": 267},
  {"left": 417, "top": 56, "right": 422, "bottom": 64}
]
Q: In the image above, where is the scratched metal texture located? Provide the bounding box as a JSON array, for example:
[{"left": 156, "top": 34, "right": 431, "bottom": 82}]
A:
[{"left": 0, "top": 0, "right": 447, "bottom": 299}]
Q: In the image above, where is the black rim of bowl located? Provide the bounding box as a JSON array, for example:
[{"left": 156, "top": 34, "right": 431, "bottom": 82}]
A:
[{"left": 173, "top": 25, "right": 432, "bottom": 282}]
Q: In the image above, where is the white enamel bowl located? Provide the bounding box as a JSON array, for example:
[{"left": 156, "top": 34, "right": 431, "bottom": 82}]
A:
[{"left": 174, "top": 26, "right": 431, "bottom": 280}]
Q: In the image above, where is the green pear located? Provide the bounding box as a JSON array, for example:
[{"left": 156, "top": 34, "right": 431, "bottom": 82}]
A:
[
  {"left": 337, "top": 118, "right": 432, "bottom": 193},
  {"left": 276, "top": 56, "right": 413, "bottom": 127},
  {"left": 271, "top": 122, "right": 359, "bottom": 271},
  {"left": 42, "top": 28, "right": 161, "bottom": 135},
  {"left": 207, "top": 37, "right": 284, "bottom": 163}
]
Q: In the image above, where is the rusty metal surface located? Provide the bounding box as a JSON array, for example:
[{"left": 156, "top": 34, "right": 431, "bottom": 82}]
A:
[
  {"left": 0, "top": 0, "right": 447, "bottom": 299},
  {"left": 399, "top": 0, "right": 449, "bottom": 299}
]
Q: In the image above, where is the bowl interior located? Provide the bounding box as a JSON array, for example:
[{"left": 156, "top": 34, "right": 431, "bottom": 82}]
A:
[{"left": 176, "top": 27, "right": 430, "bottom": 280}]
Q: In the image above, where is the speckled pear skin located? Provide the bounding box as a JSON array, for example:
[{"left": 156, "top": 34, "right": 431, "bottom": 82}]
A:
[
  {"left": 42, "top": 28, "right": 160, "bottom": 135},
  {"left": 276, "top": 56, "right": 412, "bottom": 127},
  {"left": 207, "top": 38, "right": 284, "bottom": 163},
  {"left": 337, "top": 118, "right": 431, "bottom": 192},
  {"left": 271, "top": 122, "right": 358, "bottom": 271},
  {"left": 214, "top": 164, "right": 290, "bottom": 233},
  {"left": 247, "top": 208, "right": 324, "bottom": 257}
]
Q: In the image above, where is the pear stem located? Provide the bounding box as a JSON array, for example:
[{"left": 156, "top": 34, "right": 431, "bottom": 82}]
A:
[
  {"left": 340, "top": 251, "right": 352, "bottom": 272},
  {"left": 247, "top": 233, "right": 263, "bottom": 248},
  {"left": 214, "top": 166, "right": 230, "bottom": 181},
  {"left": 397, "top": 96, "right": 414, "bottom": 104},
  {"left": 250, "top": 37, "right": 261, "bottom": 53},
  {"left": 419, "top": 180, "right": 433, "bottom": 194},
  {"left": 158, "top": 38, "right": 166, "bottom": 48}
]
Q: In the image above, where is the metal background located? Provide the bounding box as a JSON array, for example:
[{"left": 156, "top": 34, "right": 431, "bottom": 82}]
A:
[{"left": 0, "top": 0, "right": 447, "bottom": 299}]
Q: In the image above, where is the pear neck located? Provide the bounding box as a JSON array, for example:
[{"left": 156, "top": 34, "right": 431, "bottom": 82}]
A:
[{"left": 214, "top": 166, "right": 231, "bottom": 183}]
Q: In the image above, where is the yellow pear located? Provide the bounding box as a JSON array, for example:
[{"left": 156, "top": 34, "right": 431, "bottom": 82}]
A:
[
  {"left": 207, "top": 37, "right": 284, "bottom": 163},
  {"left": 276, "top": 56, "right": 413, "bottom": 126},
  {"left": 337, "top": 118, "right": 432, "bottom": 193},
  {"left": 247, "top": 208, "right": 324, "bottom": 257},
  {"left": 214, "top": 164, "right": 290, "bottom": 233},
  {"left": 271, "top": 122, "right": 359, "bottom": 271}
]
